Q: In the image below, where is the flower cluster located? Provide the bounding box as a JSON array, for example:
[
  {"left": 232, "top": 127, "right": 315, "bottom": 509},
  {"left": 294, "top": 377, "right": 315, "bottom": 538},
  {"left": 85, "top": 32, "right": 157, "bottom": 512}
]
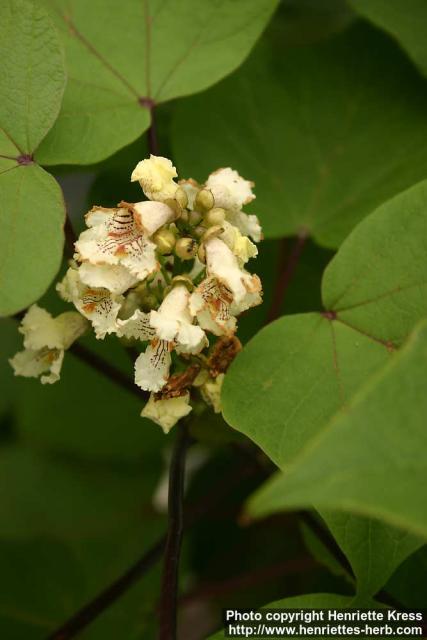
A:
[{"left": 10, "top": 156, "right": 263, "bottom": 433}]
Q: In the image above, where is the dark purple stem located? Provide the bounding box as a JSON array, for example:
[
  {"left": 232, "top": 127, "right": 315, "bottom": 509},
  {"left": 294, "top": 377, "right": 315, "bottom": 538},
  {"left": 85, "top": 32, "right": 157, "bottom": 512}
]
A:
[
  {"left": 266, "top": 229, "right": 308, "bottom": 324},
  {"left": 158, "top": 422, "right": 190, "bottom": 640}
]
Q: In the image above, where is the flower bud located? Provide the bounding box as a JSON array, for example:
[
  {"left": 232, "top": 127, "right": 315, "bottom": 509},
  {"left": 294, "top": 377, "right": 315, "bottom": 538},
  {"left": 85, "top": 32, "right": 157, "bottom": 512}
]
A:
[
  {"left": 197, "top": 244, "right": 206, "bottom": 264},
  {"left": 175, "top": 237, "right": 198, "bottom": 260},
  {"left": 201, "top": 225, "right": 223, "bottom": 244},
  {"left": 193, "top": 225, "right": 207, "bottom": 238},
  {"left": 179, "top": 209, "right": 189, "bottom": 224},
  {"left": 163, "top": 197, "right": 182, "bottom": 221},
  {"left": 171, "top": 275, "right": 194, "bottom": 291},
  {"left": 204, "top": 207, "right": 226, "bottom": 227},
  {"left": 175, "top": 186, "right": 188, "bottom": 209},
  {"left": 153, "top": 228, "right": 176, "bottom": 255},
  {"left": 194, "top": 189, "right": 214, "bottom": 212},
  {"left": 188, "top": 210, "right": 203, "bottom": 226}
]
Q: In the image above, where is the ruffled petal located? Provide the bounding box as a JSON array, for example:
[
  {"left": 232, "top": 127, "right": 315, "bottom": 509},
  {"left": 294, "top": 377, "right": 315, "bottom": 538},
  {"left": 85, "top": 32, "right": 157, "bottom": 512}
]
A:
[
  {"left": 133, "top": 200, "right": 175, "bottom": 236},
  {"left": 220, "top": 222, "right": 258, "bottom": 264},
  {"left": 141, "top": 392, "right": 192, "bottom": 434},
  {"left": 131, "top": 155, "right": 178, "bottom": 202},
  {"left": 226, "top": 209, "right": 262, "bottom": 243},
  {"left": 18, "top": 305, "right": 87, "bottom": 351},
  {"left": 116, "top": 309, "right": 156, "bottom": 341},
  {"left": 190, "top": 277, "right": 236, "bottom": 336},
  {"left": 134, "top": 340, "right": 171, "bottom": 392},
  {"left": 9, "top": 347, "right": 64, "bottom": 385},
  {"left": 206, "top": 167, "right": 255, "bottom": 211},
  {"left": 79, "top": 262, "right": 138, "bottom": 294}
]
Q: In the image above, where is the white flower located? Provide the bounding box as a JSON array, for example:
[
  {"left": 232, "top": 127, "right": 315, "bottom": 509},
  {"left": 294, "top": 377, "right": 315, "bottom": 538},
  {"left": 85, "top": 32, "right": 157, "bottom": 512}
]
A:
[
  {"left": 75, "top": 201, "right": 174, "bottom": 281},
  {"left": 123, "top": 285, "right": 207, "bottom": 393},
  {"left": 226, "top": 209, "right": 263, "bottom": 243},
  {"left": 150, "top": 285, "right": 207, "bottom": 354},
  {"left": 220, "top": 221, "right": 258, "bottom": 264},
  {"left": 200, "top": 373, "right": 225, "bottom": 413},
  {"left": 141, "top": 392, "right": 192, "bottom": 433},
  {"left": 206, "top": 167, "right": 255, "bottom": 211},
  {"left": 205, "top": 237, "right": 261, "bottom": 309},
  {"left": 79, "top": 263, "right": 138, "bottom": 294},
  {"left": 9, "top": 305, "right": 88, "bottom": 384},
  {"left": 135, "top": 340, "right": 172, "bottom": 392},
  {"left": 57, "top": 267, "right": 123, "bottom": 339},
  {"left": 131, "top": 155, "right": 178, "bottom": 202},
  {"left": 190, "top": 277, "right": 236, "bottom": 336}
]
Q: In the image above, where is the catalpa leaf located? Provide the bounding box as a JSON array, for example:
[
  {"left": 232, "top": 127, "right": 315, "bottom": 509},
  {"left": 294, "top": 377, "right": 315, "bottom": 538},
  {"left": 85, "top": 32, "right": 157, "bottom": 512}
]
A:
[
  {"left": 349, "top": 0, "right": 427, "bottom": 78},
  {"left": 36, "top": 0, "right": 279, "bottom": 165},
  {"left": 172, "top": 23, "right": 427, "bottom": 247},
  {"left": 222, "top": 179, "right": 427, "bottom": 467},
  {"left": 0, "top": 0, "right": 66, "bottom": 315},
  {"left": 248, "top": 318, "right": 427, "bottom": 539}
]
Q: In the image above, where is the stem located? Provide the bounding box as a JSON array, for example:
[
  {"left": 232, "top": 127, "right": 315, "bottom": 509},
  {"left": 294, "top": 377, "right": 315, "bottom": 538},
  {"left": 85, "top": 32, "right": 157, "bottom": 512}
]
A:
[
  {"left": 46, "top": 539, "right": 165, "bottom": 640},
  {"left": 70, "top": 342, "right": 148, "bottom": 402},
  {"left": 266, "top": 229, "right": 308, "bottom": 324},
  {"left": 64, "top": 215, "right": 77, "bottom": 258},
  {"left": 158, "top": 421, "right": 190, "bottom": 640},
  {"left": 148, "top": 106, "right": 159, "bottom": 155},
  {"left": 45, "top": 453, "right": 259, "bottom": 640}
]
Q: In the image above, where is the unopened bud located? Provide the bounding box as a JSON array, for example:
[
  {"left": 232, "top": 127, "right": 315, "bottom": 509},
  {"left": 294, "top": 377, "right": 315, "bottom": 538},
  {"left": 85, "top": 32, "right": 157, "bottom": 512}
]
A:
[
  {"left": 201, "top": 225, "right": 223, "bottom": 244},
  {"left": 163, "top": 198, "right": 182, "bottom": 221},
  {"left": 180, "top": 209, "right": 189, "bottom": 224},
  {"left": 197, "top": 244, "right": 206, "bottom": 263},
  {"left": 175, "top": 237, "right": 198, "bottom": 260},
  {"left": 153, "top": 228, "right": 176, "bottom": 255},
  {"left": 204, "top": 207, "right": 226, "bottom": 227},
  {"left": 171, "top": 275, "right": 194, "bottom": 291},
  {"left": 140, "top": 291, "right": 159, "bottom": 312},
  {"left": 175, "top": 186, "right": 188, "bottom": 209},
  {"left": 188, "top": 210, "right": 203, "bottom": 226},
  {"left": 193, "top": 225, "right": 207, "bottom": 238},
  {"left": 194, "top": 189, "right": 214, "bottom": 212}
]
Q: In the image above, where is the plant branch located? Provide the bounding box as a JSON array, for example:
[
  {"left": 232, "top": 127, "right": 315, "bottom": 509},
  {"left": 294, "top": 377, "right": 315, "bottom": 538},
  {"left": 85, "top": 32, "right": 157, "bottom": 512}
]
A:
[
  {"left": 147, "top": 105, "right": 159, "bottom": 155},
  {"left": 158, "top": 420, "right": 191, "bottom": 640},
  {"left": 46, "top": 538, "right": 165, "bottom": 640},
  {"left": 266, "top": 229, "right": 308, "bottom": 324},
  {"left": 64, "top": 215, "right": 77, "bottom": 258},
  {"left": 44, "top": 445, "right": 261, "bottom": 640},
  {"left": 70, "top": 342, "right": 148, "bottom": 402}
]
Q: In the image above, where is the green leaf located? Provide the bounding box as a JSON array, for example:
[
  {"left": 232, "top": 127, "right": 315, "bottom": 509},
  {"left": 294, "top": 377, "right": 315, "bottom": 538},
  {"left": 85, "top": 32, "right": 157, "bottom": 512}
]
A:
[
  {"left": 36, "top": 0, "right": 279, "bottom": 165},
  {"left": 349, "top": 0, "right": 427, "bottom": 78},
  {"left": 320, "top": 512, "right": 422, "bottom": 597},
  {"left": 0, "top": 446, "right": 161, "bottom": 539},
  {"left": 0, "top": 166, "right": 65, "bottom": 316},
  {"left": 222, "top": 179, "right": 427, "bottom": 467},
  {"left": 248, "top": 318, "right": 427, "bottom": 539},
  {"left": 172, "top": 23, "right": 427, "bottom": 247},
  {"left": 208, "top": 593, "right": 375, "bottom": 639},
  {"left": 0, "top": 0, "right": 66, "bottom": 315}
]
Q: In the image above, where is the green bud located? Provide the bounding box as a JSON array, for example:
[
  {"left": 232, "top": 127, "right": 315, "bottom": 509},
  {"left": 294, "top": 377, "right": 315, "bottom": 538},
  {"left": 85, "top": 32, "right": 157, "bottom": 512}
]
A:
[
  {"left": 180, "top": 209, "right": 189, "bottom": 224},
  {"left": 175, "top": 237, "right": 198, "bottom": 260},
  {"left": 194, "top": 189, "right": 214, "bottom": 212},
  {"left": 140, "top": 292, "right": 159, "bottom": 312},
  {"left": 153, "top": 228, "right": 176, "bottom": 255},
  {"left": 188, "top": 210, "right": 203, "bottom": 226},
  {"left": 163, "top": 197, "right": 182, "bottom": 220},
  {"left": 204, "top": 207, "right": 226, "bottom": 227}
]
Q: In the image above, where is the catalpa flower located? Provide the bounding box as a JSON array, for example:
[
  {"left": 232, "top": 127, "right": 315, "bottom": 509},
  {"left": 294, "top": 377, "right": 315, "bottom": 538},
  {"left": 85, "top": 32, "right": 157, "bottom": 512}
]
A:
[
  {"left": 75, "top": 201, "right": 175, "bottom": 281},
  {"left": 10, "top": 305, "right": 88, "bottom": 384},
  {"left": 118, "top": 284, "right": 207, "bottom": 392},
  {"left": 57, "top": 267, "right": 124, "bottom": 339},
  {"left": 190, "top": 237, "right": 261, "bottom": 336},
  {"left": 131, "top": 155, "right": 179, "bottom": 202},
  {"left": 11, "top": 155, "right": 263, "bottom": 434}
]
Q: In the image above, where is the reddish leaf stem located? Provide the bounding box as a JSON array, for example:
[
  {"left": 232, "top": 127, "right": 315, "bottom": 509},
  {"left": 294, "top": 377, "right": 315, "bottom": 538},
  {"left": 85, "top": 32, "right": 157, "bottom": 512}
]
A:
[{"left": 266, "top": 229, "right": 308, "bottom": 324}]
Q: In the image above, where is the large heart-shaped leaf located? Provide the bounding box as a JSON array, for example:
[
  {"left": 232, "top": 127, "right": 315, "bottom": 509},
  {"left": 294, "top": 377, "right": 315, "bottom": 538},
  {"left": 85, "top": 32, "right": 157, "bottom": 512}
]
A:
[
  {"left": 222, "top": 179, "right": 427, "bottom": 467},
  {"left": 319, "top": 512, "right": 422, "bottom": 598},
  {"left": 172, "top": 23, "right": 427, "bottom": 247},
  {"left": 248, "top": 318, "right": 427, "bottom": 539},
  {"left": 0, "top": 0, "right": 66, "bottom": 316},
  {"left": 349, "top": 1, "right": 427, "bottom": 78},
  {"left": 36, "top": 0, "right": 279, "bottom": 165}
]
